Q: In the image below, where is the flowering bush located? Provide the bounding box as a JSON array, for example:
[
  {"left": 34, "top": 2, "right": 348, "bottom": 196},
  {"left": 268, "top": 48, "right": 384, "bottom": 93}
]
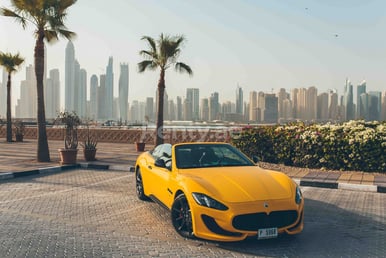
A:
[{"left": 232, "top": 120, "right": 386, "bottom": 172}]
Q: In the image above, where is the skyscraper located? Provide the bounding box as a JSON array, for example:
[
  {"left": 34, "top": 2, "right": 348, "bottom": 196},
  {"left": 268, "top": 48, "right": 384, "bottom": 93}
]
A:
[
  {"left": 0, "top": 69, "right": 6, "bottom": 117},
  {"left": 368, "top": 91, "right": 381, "bottom": 121},
  {"left": 328, "top": 89, "right": 339, "bottom": 121},
  {"left": 263, "top": 93, "right": 278, "bottom": 124},
  {"left": 306, "top": 86, "right": 317, "bottom": 121},
  {"left": 89, "top": 75, "right": 98, "bottom": 120},
  {"left": 145, "top": 97, "right": 154, "bottom": 122},
  {"left": 249, "top": 91, "right": 257, "bottom": 121},
  {"left": 118, "top": 63, "right": 129, "bottom": 122},
  {"left": 291, "top": 88, "right": 299, "bottom": 119},
  {"left": 45, "top": 69, "right": 60, "bottom": 119},
  {"left": 105, "top": 57, "right": 114, "bottom": 119},
  {"left": 78, "top": 68, "right": 87, "bottom": 118},
  {"left": 317, "top": 92, "right": 329, "bottom": 122},
  {"left": 200, "top": 98, "right": 209, "bottom": 121},
  {"left": 186, "top": 88, "right": 200, "bottom": 120},
  {"left": 381, "top": 91, "right": 386, "bottom": 121},
  {"left": 236, "top": 85, "right": 243, "bottom": 115},
  {"left": 98, "top": 74, "right": 106, "bottom": 120},
  {"left": 65, "top": 41, "right": 75, "bottom": 111},
  {"left": 16, "top": 64, "right": 36, "bottom": 118},
  {"left": 343, "top": 79, "right": 355, "bottom": 121},
  {"left": 176, "top": 96, "right": 183, "bottom": 121},
  {"left": 209, "top": 92, "right": 219, "bottom": 121},
  {"left": 277, "top": 88, "right": 290, "bottom": 121},
  {"left": 357, "top": 81, "right": 366, "bottom": 119}
]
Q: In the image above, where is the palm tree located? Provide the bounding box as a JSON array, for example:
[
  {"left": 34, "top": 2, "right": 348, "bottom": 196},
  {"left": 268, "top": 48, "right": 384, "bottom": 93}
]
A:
[
  {"left": 138, "top": 34, "right": 193, "bottom": 145},
  {"left": 1, "top": 0, "right": 77, "bottom": 161},
  {"left": 0, "top": 52, "right": 24, "bottom": 142}
]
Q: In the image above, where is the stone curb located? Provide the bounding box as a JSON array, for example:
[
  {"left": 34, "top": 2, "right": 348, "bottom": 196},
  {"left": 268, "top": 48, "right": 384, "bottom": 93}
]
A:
[
  {"left": 0, "top": 164, "right": 80, "bottom": 181},
  {"left": 299, "top": 179, "right": 385, "bottom": 193},
  {"left": 0, "top": 164, "right": 384, "bottom": 194}
]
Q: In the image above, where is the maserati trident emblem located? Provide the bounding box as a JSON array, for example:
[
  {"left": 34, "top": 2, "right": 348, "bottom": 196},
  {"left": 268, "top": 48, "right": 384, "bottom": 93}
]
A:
[{"left": 264, "top": 202, "right": 269, "bottom": 208}]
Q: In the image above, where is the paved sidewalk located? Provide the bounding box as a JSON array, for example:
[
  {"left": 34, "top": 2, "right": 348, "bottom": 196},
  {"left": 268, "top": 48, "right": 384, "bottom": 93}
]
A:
[{"left": 0, "top": 139, "right": 385, "bottom": 193}]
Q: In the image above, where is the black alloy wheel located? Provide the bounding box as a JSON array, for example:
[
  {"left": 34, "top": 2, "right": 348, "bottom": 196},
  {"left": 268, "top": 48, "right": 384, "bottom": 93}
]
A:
[
  {"left": 171, "top": 193, "right": 194, "bottom": 238},
  {"left": 135, "top": 168, "right": 148, "bottom": 200}
]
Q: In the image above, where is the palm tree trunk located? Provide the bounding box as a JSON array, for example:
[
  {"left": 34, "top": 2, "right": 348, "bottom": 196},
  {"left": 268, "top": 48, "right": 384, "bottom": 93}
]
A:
[
  {"left": 35, "top": 35, "right": 50, "bottom": 162},
  {"left": 6, "top": 74, "right": 12, "bottom": 142},
  {"left": 155, "top": 69, "right": 165, "bottom": 145}
]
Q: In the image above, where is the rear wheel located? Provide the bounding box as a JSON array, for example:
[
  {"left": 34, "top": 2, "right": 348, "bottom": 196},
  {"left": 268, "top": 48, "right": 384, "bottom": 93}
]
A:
[
  {"left": 135, "top": 168, "right": 148, "bottom": 200},
  {"left": 171, "top": 193, "right": 194, "bottom": 238}
]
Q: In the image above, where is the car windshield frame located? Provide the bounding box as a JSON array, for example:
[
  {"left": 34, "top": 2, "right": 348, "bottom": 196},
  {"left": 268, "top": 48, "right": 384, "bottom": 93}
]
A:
[{"left": 174, "top": 143, "right": 255, "bottom": 169}]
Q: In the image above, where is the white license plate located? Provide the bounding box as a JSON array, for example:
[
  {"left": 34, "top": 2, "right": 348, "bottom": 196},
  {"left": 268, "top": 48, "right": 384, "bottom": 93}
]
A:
[{"left": 258, "top": 227, "right": 278, "bottom": 239}]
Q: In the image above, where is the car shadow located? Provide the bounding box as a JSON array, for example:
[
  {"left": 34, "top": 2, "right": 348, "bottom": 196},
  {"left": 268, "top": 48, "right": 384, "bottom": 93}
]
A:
[{"left": 214, "top": 195, "right": 385, "bottom": 257}]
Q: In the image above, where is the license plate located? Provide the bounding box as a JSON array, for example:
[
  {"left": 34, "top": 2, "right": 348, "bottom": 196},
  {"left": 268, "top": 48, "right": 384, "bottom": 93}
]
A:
[{"left": 258, "top": 227, "right": 278, "bottom": 239}]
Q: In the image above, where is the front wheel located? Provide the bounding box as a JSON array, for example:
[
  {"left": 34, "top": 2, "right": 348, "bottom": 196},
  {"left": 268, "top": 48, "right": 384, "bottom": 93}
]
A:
[
  {"left": 135, "top": 168, "right": 148, "bottom": 201},
  {"left": 171, "top": 193, "right": 194, "bottom": 239}
]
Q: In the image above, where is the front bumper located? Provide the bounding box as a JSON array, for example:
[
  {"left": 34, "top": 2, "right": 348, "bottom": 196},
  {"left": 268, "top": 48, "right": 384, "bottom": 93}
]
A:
[{"left": 191, "top": 198, "right": 304, "bottom": 242}]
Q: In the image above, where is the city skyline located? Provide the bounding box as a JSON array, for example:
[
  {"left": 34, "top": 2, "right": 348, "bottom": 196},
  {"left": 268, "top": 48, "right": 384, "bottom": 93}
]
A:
[
  {"left": 3, "top": 59, "right": 386, "bottom": 123},
  {"left": 1, "top": 0, "right": 386, "bottom": 110}
]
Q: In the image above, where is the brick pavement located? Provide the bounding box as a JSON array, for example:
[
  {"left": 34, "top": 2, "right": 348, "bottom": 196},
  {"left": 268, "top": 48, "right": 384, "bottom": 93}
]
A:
[
  {"left": 0, "top": 139, "right": 385, "bottom": 193},
  {"left": 0, "top": 169, "right": 384, "bottom": 257}
]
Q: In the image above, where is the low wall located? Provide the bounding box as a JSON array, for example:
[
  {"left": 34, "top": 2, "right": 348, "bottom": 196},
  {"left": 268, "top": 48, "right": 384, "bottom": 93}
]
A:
[{"left": 0, "top": 126, "right": 233, "bottom": 144}]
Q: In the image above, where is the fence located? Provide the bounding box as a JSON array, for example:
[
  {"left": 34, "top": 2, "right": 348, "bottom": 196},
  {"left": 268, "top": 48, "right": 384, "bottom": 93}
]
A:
[{"left": 0, "top": 126, "right": 233, "bottom": 144}]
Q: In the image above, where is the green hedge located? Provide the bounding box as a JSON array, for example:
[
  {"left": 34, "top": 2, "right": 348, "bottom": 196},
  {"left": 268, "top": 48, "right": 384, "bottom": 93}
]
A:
[{"left": 231, "top": 120, "right": 386, "bottom": 172}]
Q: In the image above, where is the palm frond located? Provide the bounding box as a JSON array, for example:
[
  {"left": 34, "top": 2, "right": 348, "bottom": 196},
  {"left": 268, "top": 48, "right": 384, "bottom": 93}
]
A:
[
  {"left": 57, "top": 29, "right": 76, "bottom": 40},
  {"left": 138, "top": 60, "right": 157, "bottom": 73},
  {"left": 175, "top": 62, "right": 193, "bottom": 76},
  {"left": 3, "top": 0, "right": 76, "bottom": 41},
  {"left": 141, "top": 36, "right": 156, "bottom": 53},
  {"left": 0, "top": 52, "right": 25, "bottom": 73},
  {"left": 138, "top": 33, "right": 192, "bottom": 76},
  {"left": 139, "top": 50, "right": 157, "bottom": 60},
  {"left": 44, "top": 30, "right": 59, "bottom": 43},
  {"left": 1, "top": 7, "right": 27, "bottom": 28}
]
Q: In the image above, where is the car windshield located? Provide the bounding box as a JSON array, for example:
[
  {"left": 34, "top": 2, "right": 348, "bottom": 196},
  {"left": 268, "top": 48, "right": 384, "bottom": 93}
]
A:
[{"left": 175, "top": 144, "right": 255, "bottom": 169}]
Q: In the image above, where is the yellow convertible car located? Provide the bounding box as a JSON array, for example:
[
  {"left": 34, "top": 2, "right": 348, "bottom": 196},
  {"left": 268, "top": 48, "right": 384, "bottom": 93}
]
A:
[{"left": 135, "top": 142, "right": 304, "bottom": 242}]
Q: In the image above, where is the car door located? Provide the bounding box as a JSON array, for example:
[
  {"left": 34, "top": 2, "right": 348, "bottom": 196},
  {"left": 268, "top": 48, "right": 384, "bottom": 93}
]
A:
[{"left": 147, "top": 144, "right": 173, "bottom": 206}]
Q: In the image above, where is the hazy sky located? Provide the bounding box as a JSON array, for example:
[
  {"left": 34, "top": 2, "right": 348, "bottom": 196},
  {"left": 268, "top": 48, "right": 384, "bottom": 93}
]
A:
[{"left": 1, "top": 0, "right": 386, "bottom": 109}]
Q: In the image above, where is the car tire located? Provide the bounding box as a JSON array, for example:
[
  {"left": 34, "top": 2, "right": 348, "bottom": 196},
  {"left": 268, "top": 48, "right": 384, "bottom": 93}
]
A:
[
  {"left": 135, "top": 168, "right": 149, "bottom": 201},
  {"left": 171, "top": 193, "right": 194, "bottom": 239}
]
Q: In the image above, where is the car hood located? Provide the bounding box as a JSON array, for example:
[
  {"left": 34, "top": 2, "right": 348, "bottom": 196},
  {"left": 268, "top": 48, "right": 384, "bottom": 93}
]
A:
[{"left": 180, "top": 166, "right": 293, "bottom": 203}]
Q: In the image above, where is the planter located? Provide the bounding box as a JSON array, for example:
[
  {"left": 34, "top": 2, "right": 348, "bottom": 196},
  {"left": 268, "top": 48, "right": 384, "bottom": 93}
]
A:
[
  {"left": 15, "top": 134, "right": 23, "bottom": 142},
  {"left": 83, "top": 149, "right": 97, "bottom": 161},
  {"left": 58, "top": 148, "right": 78, "bottom": 164},
  {"left": 136, "top": 142, "right": 146, "bottom": 152}
]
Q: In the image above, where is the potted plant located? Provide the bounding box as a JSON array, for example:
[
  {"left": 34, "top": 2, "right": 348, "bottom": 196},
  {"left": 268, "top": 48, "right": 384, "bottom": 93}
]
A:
[
  {"left": 55, "top": 111, "right": 81, "bottom": 164},
  {"left": 14, "top": 120, "right": 25, "bottom": 142},
  {"left": 81, "top": 123, "right": 98, "bottom": 161},
  {"left": 135, "top": 141, "right": 146, "bottom": 152}
]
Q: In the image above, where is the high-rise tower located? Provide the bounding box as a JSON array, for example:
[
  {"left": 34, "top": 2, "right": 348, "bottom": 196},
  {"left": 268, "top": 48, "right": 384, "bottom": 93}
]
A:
[
  {"left": 186, "top": 88, "right": 200, "bottom": 121},
  {"left": 89, "top": 75, "right": 98, "bottom": 120},
  {"left": 343, "top": 79, "right": 355, "bottom": 121},
  {"left": 236, "top": 85, "right": 243, "bottom": 115},
  {"left": 105, "top": 57, "right": 114, "bottom": 119},
  {"left": 118, "top": 63, "right": 129, "bottom": 121},
  {"left": 65, "top": 41, "right": 75, "bottom": 111},
  {"left": 0, "top": 69, "right": 6, "bottom": 117},
  {"left": 357, "top": 80, "right": 366, "bottom": 119},
  {"left": 45, "top": 69, "right": 60, "bottom": 118}
]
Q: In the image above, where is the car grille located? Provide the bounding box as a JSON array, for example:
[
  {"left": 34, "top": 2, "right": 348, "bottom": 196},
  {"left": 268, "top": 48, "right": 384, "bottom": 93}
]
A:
[
  {"left": 232, "top": 210, "right": 298, "bottom": 231},
  {"left": 201, "top": 215, "right": 242, "bottom": 237}
]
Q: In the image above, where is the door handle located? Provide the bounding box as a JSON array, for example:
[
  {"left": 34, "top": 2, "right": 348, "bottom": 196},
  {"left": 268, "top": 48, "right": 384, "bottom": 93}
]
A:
[{"left": 148, "top": 165, "right": 152, "bottom": 169}]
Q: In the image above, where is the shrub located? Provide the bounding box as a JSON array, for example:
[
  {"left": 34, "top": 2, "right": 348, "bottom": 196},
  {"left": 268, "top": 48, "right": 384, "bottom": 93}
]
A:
[{"left": 232, "top": 120, "right": 386, "bottom": 172}]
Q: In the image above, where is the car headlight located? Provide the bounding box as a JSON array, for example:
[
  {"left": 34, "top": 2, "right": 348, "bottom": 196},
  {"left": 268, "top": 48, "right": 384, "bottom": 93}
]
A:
[
  {"left": 192, "top": 193, "right": 228, "bottom": 211},
  {"left": 295, "top": 186, "right": 302, "bottom": 204}
]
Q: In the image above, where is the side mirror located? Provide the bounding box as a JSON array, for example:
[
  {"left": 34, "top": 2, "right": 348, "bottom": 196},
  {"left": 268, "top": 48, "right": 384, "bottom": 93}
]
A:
[
  {"left": 155, "top": 158, "right": 166, "bottom": 168},
  {"left": 252, "top": 155, "right": 259, "bottom": 164}
]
